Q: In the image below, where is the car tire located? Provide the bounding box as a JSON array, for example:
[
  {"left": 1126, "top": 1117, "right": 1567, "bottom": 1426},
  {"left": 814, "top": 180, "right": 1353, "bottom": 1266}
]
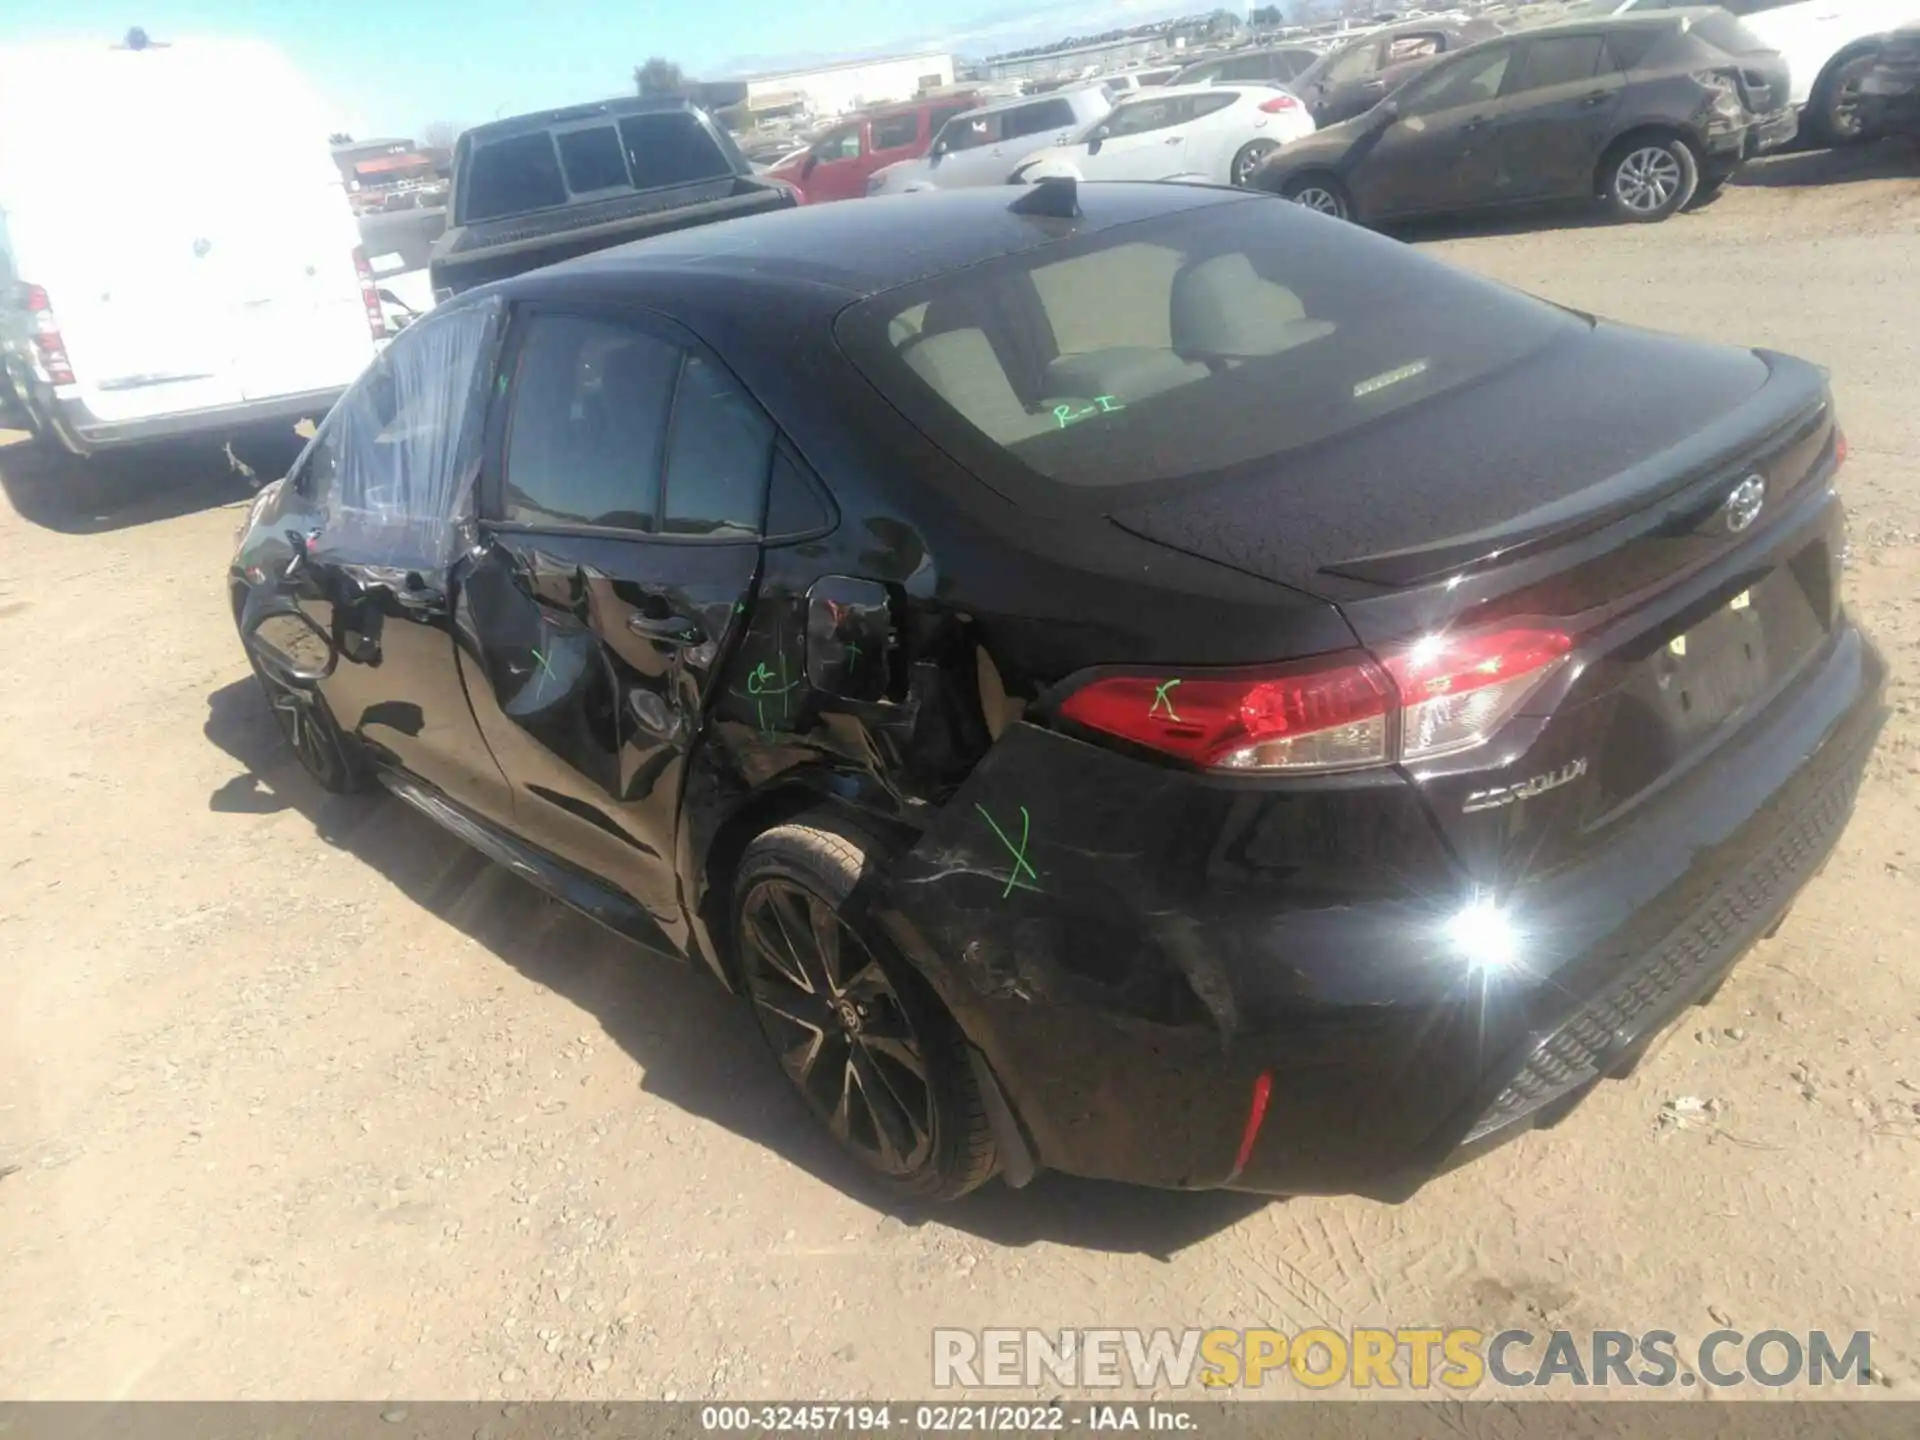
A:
[
  {"left": 1601, "top": 134, "right": 1698, "bottom": 223},
  {"left": 1805, "top": 48, "right": 1878, "bottom": 148},
  {"left": 1230, "top": 139, "right": 1281, "bottom": 187},
  {"left": 732, "top": 815, "right": 998, "bottom": 1203},
  {"left": 1279, "top": 173, "right": 1353, "bottom": 220},
  {"left": 246, "top": 644, "right": 371, "bottom": 794}
]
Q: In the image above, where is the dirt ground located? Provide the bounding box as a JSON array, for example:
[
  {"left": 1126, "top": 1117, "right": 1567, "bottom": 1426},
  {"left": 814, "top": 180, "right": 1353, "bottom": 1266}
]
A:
[{"left": 2, "top": 141, "right": 1917, "bottom": 1403}]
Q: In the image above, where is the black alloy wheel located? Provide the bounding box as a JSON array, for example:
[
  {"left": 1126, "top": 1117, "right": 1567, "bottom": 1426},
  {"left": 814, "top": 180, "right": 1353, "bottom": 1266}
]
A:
[
  {"left": 740, "top": 876, "right": 935, "bottom": 1175},
  {"left": 246, "top": 648, "right": 369, "bottom": 794},
  {"left": 1810, "top": 51, "right": 1877, "bottom": 146},
  {"left": 732, "top": 819, "right": 997, "bottom": 1201}
]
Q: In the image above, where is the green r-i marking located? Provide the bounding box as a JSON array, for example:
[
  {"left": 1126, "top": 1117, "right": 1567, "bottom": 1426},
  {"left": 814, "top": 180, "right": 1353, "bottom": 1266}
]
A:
[
  {"left": 975, "top": 803, "right": 1040, "bottom": 899},
  {"left": 1149, "top": 678, "right": 1182, "bottom": 722}
]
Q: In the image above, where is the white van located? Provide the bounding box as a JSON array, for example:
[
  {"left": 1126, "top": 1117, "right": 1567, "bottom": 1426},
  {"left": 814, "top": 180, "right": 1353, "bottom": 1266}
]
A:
[{"left": 0, "top": 36, "right": 385, "bottom": 457}]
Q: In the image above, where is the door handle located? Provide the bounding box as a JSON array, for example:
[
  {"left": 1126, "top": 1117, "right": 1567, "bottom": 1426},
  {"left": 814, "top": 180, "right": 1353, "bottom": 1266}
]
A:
[
  {"left": 1462, "top": 116, "right": 1487, "bottom": 131},
  {"left": 628, "top": 611, "right": 704, "bottom": 645},
  {"left": 1580, "top": 89, "right": 1610, "bottom": 107},
  {"left": 1164, "top": 134, "right": 1184, "bottom": 144}
]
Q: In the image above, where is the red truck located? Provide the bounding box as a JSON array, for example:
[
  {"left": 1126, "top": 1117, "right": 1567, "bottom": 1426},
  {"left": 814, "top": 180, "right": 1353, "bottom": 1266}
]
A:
[{"left": 767, "top": 91, "right": 986, "bottom": 203}]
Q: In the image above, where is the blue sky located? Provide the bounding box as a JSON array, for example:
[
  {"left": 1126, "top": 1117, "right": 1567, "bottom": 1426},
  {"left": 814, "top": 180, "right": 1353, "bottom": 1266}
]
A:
[{"left": 4, "top": 0, "right": 1203, "bottom": 136}]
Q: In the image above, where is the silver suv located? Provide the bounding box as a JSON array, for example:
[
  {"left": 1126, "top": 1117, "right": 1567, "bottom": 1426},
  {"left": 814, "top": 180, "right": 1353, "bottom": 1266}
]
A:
[{"left": 866, "top": 87, "right": 1113, "bottom": 195}]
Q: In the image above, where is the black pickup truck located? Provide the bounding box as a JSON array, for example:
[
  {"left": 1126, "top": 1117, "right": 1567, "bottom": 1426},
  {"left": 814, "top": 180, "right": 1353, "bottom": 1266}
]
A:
[{"left": 428, "top": 96, "right": 798, "bottom": 299}]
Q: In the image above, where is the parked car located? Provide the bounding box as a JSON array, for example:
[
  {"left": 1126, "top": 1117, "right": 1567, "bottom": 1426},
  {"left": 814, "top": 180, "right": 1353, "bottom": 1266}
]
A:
[
  {"left": 1291, "top": 17, "right": 1507, "bottom": 125},
  {"left": 766, "top": 92, "right": 987, "bottom": 203},
  {"left": 0, "top": 36, "right": 384, "bottom": 458},
  {"left": 1011, "top": 84, "right": 1318, "bottom": 187},
  {"left": 1572, "top": 0, "right": 1920, "bottom": 142},
  {"left": 866, "top": 89, "right": 1112, "bottom": 194},
  {"left": 1859, "top": 20, "right": 1920, "bottom": 132},
  {"left": 428, "top": 96, "right": 795, "bottom": 299},
  {"left": 231, "top": 182, "right": 1881, "bottom": 1203},
  {"left": 1170, "top": 43, "right": 1328, "bottom": 86},
  {"left": 1255, "top": 12, "right": 1788, "bottom": 223}
]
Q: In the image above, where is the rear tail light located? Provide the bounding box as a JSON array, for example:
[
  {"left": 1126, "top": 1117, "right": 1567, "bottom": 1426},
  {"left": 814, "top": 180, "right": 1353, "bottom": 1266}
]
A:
[
  {"left": 1834, "top": 428, "right": 1848, "bottom": 469},
  {"left": 1258, "top": 94, "right": 1301, "bottom": 113},
  {"left": 1384, "top": 627, "right": 1573, "bottom": 762},
  {"left": 1057, "top": 624, "right": 1573, "bottom": 774},
  {"left": 24, "top": 284, "right": 75, "bottom": 385},
  {"left": 352, "top": 246, "right": 389, "bottom": 342}
]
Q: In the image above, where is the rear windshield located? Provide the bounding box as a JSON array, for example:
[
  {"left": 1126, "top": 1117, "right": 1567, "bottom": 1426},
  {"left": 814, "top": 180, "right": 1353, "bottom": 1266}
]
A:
[
  {"left": 460, "top": 111, "right": 732, "bottom": 223},
  {"left": 1687, "top": 12, "right": 1773, "bottom": 55},
  {"left": 836, "top": 197, "right": 1577, "bottom": 508}
]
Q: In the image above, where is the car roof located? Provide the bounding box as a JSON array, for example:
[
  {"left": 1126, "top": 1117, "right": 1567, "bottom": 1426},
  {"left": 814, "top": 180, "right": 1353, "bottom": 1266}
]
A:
[
  {"left": 1126, "top": 81, "right": 1261, "bottom": 98},
  {"left": 515, "top": 181, "right": 1253, "bottom": 306},
  {"left": 465, "top": 94, "right": 707, "bottom": 145},
  {"left": 961, "top": 85, "right": 1108, "bottom": 117},
  {"left": 1515, "top": 10, "right": 1694, "bottom": 37}
]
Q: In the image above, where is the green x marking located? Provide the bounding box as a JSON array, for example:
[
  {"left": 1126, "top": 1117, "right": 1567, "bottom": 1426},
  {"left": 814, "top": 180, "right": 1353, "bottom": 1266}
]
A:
[
  {"left": 1149, "top": 677, "right": 1182, "bottom": 722},
  {"left": 975, "top": 803, "right": 1040, "bottom": 899}
]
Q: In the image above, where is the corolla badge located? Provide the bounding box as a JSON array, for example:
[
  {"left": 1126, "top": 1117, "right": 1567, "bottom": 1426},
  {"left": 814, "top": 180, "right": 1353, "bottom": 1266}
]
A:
[
  {"left": 1723, "top": 475, "right": 1767, "bottom": 534},
  {"left": 1463, "top": 758, "right": 1589, "bottom": 814}
]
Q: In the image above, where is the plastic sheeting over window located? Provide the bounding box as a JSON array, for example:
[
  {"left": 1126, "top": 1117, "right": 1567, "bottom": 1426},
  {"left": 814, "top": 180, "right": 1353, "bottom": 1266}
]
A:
[{"left": 306, "top": 296, "right": 503, "bottom": 582}]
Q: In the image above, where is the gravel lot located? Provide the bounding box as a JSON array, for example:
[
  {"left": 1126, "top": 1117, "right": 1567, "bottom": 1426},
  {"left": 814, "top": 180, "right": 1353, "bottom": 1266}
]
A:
[{"left": 2, "top": 140, "right": 1916, "bottom": 1402}]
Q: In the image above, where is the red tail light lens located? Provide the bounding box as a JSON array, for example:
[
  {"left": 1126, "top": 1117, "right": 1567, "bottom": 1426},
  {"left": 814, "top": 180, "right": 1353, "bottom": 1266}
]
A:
[
  {"left": 1058, "top": 651, "right": 1392, "bottom": 773},
  {"left": 1057, "top": 625, "right": 1573, "bottom": 774},
  {"left": 1834, "top": 428, "right": 1848, "bottom": 469},
  {"left": 24, "top": 283, "right": 75, "bottom": 385},
  {"left": 353, "top": 246, "right": 388, "bottom": 342},
  {"left": 1258, "top": 94, "right": 1301, "bottom": 113}
]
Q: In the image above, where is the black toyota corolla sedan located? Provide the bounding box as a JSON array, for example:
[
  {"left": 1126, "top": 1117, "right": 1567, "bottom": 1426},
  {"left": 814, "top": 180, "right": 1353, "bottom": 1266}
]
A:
[{"left": 230, "top": 181, "right": 1883, "bottom": 1204}]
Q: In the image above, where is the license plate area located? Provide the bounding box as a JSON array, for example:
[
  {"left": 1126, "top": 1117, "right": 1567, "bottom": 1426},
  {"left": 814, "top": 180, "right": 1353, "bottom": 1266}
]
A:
[
  {"left": 1653, "top": 598, "right": 1771, "bottom": 739},
  {"left": 1588, "top": 543, "right": 1831, "bottom": 815}
]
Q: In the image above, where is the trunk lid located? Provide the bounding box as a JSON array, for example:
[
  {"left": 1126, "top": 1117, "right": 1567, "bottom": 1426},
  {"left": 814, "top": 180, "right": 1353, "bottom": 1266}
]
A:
[{"left": 1112, "top": 330, "right": 1843, "bottom": 870}]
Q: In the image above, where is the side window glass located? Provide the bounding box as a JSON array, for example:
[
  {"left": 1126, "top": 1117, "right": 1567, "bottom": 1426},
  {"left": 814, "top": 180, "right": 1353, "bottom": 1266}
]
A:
[
  {"left": 1387, "top": 33, "right": 1444, "bottom": 62},
  {"left": 503, "top": 316, "right": 679, "bottom": 530},
  {"left": 870, "top": 112, "right": 920, "bottom": 150},
  {"left": 662, "top": 354, "right": 774, "bottom": 537},
  {"left": 765, "top": 451, "right": 834, "bottom": 540},
  {"left": 1397, "top": 46, "right": 1512, "bottom": 115},
  {"left": 1511, "top": 35, "right": 1606, "bottom": 91},
  {"left": 1104, "top": 98, "right": 1180, "bottom": 137},
  {"left": 814, "top": 126, "right": 863, "bottom": 162},
  {"left": 307, "top": 299, "right": 504, "bottom": 568},
  {"left": 942, "top": 113, "right": 1000, "bottom": 151},
  {"left": 1322, "top": 42, "right": 1382, "bottom": 83},
  {"left": 1192, "top": 92, "right": 1239, "bottom": 120},
  {"left": 929, "top": 103, "right": 974, "bottom": 136}
]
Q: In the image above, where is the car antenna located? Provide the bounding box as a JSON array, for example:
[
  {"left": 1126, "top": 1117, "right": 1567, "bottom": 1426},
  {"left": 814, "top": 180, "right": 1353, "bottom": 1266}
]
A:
[
  {"left": 1008, "top": 175, "right": 1080, "bottom": 219},
  {"left": 116, "top": 26, "right": 169, "bottom": 50}
]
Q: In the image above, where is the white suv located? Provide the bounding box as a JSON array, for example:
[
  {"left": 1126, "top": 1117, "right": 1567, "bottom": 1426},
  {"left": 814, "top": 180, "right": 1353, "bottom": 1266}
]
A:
[
  {"left": 1591, "top": 0, "right": 1920, "bottom": 142},
  {"left": 867, "top": 89, "right": 1114, "bottom": 195}
]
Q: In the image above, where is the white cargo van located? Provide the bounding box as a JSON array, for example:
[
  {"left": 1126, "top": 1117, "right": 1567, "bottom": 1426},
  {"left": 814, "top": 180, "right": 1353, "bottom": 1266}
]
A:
[{"left": 0, "top": 36, "right": 386, "bottom": 457}]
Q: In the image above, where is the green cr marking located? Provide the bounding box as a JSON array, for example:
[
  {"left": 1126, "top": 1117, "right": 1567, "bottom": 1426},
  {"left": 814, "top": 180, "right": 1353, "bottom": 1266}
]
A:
[
  {"left": 975, "top": 803, "right": 1040, "bottom": 899},
  {"left": 1149, "top": 678, "right": 1182, "bottom": 722}
]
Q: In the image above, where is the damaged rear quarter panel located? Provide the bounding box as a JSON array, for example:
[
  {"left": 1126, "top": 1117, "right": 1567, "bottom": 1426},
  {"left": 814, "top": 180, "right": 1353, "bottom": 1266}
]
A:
[{"left": 871, "top": 721, "right": 1467, "bottom": 1189}]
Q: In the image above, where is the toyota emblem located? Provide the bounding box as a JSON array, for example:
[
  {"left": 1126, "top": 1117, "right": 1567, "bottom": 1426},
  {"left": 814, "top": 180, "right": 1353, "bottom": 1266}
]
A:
[{"left": 1723, "top": 475, "right": 1767, "bottom": 534}]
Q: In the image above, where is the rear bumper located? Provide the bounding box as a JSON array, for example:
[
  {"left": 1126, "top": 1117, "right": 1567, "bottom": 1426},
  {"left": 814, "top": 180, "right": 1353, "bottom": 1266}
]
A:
[
  {"left": 1744, "top": 106, "right": 1800, "bottom": 156},
  {"left": 878, "top": 614, "right": 1884, "bottom": 1199},
  {"left": 51, "top": 387, "right": 343, "bottom": 453}
]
